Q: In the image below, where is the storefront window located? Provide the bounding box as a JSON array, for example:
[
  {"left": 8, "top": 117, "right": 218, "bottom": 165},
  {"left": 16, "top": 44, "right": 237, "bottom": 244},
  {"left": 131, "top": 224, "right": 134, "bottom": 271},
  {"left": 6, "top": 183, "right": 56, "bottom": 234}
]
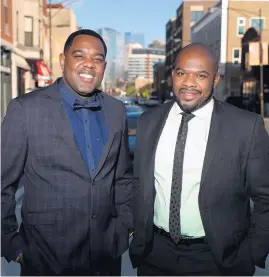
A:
[
  {"left": 1, "top": 73, "right": 12, "bottom": 122},
  {"left": 1, "top": 48, "right": 11, "bottom": 68}
]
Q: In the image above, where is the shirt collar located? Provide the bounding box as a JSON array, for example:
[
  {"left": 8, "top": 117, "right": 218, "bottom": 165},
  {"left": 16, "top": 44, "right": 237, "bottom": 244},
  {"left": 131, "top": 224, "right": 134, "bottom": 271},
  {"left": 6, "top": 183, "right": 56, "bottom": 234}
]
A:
[
  {"left": 174, "top": 98, "right": 214, "bottom": 119},
  {"left": 58, "top": 78, "right": 101, "bottom": 108}
]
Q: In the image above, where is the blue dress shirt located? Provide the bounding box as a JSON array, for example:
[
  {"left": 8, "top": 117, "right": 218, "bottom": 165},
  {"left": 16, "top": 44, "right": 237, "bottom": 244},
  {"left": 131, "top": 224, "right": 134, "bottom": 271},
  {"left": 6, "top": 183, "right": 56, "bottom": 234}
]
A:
[{"left": 59, "top": 79, "right": 108, "bottom": 177}]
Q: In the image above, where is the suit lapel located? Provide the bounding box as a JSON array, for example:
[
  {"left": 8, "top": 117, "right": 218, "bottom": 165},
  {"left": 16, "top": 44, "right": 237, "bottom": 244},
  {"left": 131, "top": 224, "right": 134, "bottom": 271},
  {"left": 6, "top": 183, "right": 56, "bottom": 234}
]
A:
[
  {"left": 94, "top": 93, "right": 118, "bottom": 179},
  {"left": 44, "top": 80, "right": 91, "bottom": 178},
  {"left": 200, "top": 99, "right": 225, "bottom": 187}
]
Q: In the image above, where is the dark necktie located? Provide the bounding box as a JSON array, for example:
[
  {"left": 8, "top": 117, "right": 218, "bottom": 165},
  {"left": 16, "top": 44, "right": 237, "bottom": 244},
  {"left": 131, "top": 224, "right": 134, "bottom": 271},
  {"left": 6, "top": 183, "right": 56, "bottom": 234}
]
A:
[
  {"left": 73, "top": 99, "right": 101, "bottom": 110},
  {"left": 169, "top": 112, "right": 195, "bottom": 244}
]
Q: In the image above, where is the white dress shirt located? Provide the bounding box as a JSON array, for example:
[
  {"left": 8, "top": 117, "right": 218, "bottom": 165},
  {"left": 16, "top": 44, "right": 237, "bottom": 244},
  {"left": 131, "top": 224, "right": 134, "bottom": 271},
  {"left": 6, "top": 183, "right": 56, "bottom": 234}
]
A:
[{"left": 154, "top": 99, "right": 214, "bottom": 237}]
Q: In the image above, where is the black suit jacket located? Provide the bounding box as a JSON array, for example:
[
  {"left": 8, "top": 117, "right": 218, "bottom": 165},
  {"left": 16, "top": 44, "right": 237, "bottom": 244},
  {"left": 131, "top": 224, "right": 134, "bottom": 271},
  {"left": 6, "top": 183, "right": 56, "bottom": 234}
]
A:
[
  {"left": 130, "top": 99, "right": 269, "bottom": 275},
  {"left": 1, "top": 79, "right": 132, "bottom": 274}
]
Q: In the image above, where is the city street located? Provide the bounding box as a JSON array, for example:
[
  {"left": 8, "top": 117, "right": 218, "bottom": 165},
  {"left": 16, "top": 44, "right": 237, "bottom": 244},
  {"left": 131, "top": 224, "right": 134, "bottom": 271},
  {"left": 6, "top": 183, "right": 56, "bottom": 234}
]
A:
[{"left": 1, "top": 182, "right": 269, "bottom": 276}]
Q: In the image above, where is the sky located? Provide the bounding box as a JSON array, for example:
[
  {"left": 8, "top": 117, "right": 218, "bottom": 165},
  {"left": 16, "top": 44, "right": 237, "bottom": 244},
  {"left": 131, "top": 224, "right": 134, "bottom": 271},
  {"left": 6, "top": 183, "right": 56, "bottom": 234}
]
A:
[{"left": 53, "top": 0, "right": 183, "bottom": 46}]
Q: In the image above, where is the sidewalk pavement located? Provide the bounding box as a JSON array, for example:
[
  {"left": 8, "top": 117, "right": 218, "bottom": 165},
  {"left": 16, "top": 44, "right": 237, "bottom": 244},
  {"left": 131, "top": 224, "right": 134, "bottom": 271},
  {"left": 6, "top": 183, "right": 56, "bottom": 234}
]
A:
[{"left": 264, "top": 117, "right": 269, "bottom": 133}]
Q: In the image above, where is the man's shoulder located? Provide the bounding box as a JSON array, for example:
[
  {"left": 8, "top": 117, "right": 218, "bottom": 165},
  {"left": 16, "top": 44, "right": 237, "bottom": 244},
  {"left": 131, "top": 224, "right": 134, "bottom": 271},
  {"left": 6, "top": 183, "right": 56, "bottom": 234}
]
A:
[
  {"left": 140, "top": 101, "right": 173, "bottom": 122},
  {"left": 218, "top": 100, "right": 260, "bottom": 122},
  {"left": 99, "top": 91, "right": 125, "bottom": 110},
  {"left": 100, "top": 91, "right": 122, "bottom": 103},
  {"left": 15, "top": 83, "right": 57, "bottom": 105}
]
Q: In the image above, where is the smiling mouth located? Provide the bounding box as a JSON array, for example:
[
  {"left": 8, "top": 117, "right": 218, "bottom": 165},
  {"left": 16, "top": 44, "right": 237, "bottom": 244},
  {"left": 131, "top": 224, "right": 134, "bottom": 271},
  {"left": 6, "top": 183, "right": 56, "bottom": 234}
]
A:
[
  {"left": 78, "top": 73, "right": 94, "bottom": 83},
  {"left": 180, "top": 90, "right": 200, "bottom": 101}
]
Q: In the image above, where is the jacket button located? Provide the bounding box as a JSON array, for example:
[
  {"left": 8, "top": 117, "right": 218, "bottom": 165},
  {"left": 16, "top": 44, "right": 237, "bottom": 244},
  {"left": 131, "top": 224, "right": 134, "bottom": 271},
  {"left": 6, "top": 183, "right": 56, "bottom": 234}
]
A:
[{"left": 91, "top": 214, "right": 96, "bottom": 219}]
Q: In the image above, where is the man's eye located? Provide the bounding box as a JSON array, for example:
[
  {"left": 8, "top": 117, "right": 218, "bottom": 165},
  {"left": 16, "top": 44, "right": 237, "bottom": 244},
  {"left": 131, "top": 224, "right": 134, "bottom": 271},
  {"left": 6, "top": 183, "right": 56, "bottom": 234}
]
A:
[
  {"left": 198, "top": 74, "right": 207, "bottom": 79},
  {"left": 94, "top": 58, "right": 103, "bottom": 63},
  {"left": 177, "top": 72, "right": 185, "bottom": 76},
  {"left": 74, "top": 55, "right": 83, "bottom": 59}
]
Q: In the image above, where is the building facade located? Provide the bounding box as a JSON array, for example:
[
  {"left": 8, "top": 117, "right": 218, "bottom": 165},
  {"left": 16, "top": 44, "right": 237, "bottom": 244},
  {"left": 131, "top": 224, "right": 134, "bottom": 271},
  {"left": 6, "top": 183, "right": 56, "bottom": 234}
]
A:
[
  {"left": 165, "top": 18, "right": 176, "bottom": 98},
  {"left": 12, "top": 0, "right": 51, "bottom": 99},
  {"left": 148, "top": 40, "right": 165, "bottom": 50},
  {"left": 49, "top": 3, "right": 78, "bottom": 81},
  {"left": 153, "top": 62, "right": 166, "bottom": 101},
  {"left": 1, "top": 0, "right": 13, "bottom": 121},
  {"left": 97, "top": 28, "right": 124, "bottom": 90},
  {"left": 191, "top": 0, "right": 269, "bottom": 101},
  {"left": 165, "top": 0, "right": 216, "bottom": 98},
  {"left": 124, "top": 43, "right": 143, "bottom": 81},
  {"left": 127, "top": 48, "right": 165, "bottom": 82},
  {"left": 124, "top": 31, "right": 145, "bottom": 47}
]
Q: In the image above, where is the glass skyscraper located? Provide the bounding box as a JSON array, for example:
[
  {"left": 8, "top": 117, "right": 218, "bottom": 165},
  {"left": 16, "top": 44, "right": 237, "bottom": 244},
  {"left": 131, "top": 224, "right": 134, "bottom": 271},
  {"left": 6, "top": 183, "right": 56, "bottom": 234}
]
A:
[
  {"left": 124, "top": 31, "right": 145, "bottom": 47},
  {"left": 97, "top": 28, "right": 124, "bottom": 90}
]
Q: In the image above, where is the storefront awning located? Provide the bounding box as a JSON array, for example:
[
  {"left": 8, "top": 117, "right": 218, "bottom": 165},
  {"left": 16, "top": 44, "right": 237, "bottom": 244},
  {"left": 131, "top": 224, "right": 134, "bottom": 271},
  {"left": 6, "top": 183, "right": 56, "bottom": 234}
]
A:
[{"left": 35, "top": 61, "right": 52, "bottom": 86}]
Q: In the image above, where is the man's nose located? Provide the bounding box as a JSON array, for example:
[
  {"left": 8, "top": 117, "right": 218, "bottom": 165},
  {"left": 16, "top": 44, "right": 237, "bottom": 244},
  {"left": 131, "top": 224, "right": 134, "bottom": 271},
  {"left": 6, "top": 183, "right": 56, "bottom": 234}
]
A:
[
  {"left": 83, "top": 58, "right": 95, "bottom": 68},
  {"left": 183, "top": 73, "right": 197, "bottom": 87}
]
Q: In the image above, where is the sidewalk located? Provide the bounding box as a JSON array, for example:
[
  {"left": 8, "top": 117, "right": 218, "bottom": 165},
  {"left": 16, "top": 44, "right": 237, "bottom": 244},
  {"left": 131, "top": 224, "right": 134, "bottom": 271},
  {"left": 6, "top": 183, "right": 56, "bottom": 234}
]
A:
[{"left": 264, "top": 117, "right": 269, "bottom": 133}]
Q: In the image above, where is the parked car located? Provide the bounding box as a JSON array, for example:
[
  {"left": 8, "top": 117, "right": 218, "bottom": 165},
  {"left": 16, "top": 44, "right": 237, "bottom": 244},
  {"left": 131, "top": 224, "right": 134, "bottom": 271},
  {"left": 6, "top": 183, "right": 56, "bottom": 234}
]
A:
[
  {"left": 126, "top": 105, "right": 144, "bottom": 156},
  {"left": 146, "top": 95, "right": 161, "bottom": 107},
  {"left": 116, "top": 96, "right": 137, "bottom": 105},
  {"left": 125, "top": 105, "right": 144, "bottom": 114}
]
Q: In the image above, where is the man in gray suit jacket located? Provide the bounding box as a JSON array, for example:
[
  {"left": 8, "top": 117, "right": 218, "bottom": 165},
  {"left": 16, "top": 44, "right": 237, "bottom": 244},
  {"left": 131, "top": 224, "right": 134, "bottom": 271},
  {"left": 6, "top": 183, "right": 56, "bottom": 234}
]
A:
[
  {"left": 130, "top": 44, "right": 269, "bottom": 276},
  {"left": 1, "top": 29, "right": 133, "bottom": 275}
]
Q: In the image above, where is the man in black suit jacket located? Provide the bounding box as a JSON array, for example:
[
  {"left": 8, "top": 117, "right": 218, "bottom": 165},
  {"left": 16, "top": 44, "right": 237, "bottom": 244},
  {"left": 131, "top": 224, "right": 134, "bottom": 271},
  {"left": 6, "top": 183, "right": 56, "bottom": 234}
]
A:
[
  {"left": 130, "top": 44, "right": 269, "bottom": 276},
  {"left": 1, "top": 29, "right": 132, "bottom": 275}
]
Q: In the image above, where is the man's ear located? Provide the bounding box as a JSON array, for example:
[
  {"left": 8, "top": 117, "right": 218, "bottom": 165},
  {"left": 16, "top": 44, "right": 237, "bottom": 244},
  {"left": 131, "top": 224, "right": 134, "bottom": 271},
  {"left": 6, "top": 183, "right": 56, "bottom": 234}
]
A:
[
  {"left": 213, "top": 71, "right": 220, "bottom": 88},
  {"left": 59, "top": 53, "right": 65, "bottom": 72}
]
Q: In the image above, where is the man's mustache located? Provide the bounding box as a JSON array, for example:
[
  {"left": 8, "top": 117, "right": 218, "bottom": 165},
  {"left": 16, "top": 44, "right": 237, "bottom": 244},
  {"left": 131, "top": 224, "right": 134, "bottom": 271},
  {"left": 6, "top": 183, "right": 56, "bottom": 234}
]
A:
[{"left": 178, "top": 88, "right": 202, "bottom": 94}]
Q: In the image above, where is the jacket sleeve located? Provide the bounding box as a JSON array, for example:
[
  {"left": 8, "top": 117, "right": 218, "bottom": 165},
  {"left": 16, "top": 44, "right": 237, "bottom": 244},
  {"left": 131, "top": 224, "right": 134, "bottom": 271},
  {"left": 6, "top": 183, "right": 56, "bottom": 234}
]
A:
[
  {"left": 132, "top": 113, "right": 144, "bottom": 229},
  {"left": 114, "top": 104, "right": 133, "bottom": 231},
  {"left": 246, "top": 115, "right": 269, "bottom": 268},
  {"left": 1, "top": 98, "right": 28, "bottom": 262}
]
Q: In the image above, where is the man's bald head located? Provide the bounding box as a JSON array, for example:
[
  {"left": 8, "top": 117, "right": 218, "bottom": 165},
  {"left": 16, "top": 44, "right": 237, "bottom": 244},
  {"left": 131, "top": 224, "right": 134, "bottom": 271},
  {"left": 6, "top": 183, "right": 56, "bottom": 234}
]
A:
[
  {"left": 175, "top": 43, "right": 219, "bottom": 73},
  {"left": 172, "top": 43, "right": 220, "bottom": 113}
]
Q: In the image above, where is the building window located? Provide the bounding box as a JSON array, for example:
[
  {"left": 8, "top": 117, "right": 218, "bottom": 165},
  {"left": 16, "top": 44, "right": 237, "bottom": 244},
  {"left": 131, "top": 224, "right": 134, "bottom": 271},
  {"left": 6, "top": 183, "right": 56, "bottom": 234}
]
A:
[
  {"left": 250, "top": 18, "right": 265, "bottom": 31},
  {"left": 1, "top": 49, "right": 11, "bottom": 68},
  {"left": 1, "top": 76, "right": 12, "bottom": 122},
  {"left": 4, "top": 0, "right": 9, "bottom": 35},
  {"left": 237, "top": 17, "right": 245, "bottom": 36},
  {"left": 24, "top": 16, "right": 33, "bottom": 47},
  {"left": 232, "top": 48, "right": 241, "bottom": 64},
  {"left": 191, "top": 11, "right": 204, "bottom": 23}
]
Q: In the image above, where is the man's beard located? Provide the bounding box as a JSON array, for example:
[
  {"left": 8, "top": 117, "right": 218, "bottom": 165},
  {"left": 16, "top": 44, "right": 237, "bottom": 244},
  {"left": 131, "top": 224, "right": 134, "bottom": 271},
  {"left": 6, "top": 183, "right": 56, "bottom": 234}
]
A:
[{"left": 176, "top": 86, "right": 214, "bottom": 113}]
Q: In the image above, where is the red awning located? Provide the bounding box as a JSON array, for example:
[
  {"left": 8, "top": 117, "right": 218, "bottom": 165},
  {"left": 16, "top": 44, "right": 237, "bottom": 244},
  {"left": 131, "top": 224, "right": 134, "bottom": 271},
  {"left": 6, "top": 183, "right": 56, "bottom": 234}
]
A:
[{"left": 35, "top": 61, "right": 52, "bottom": 86}]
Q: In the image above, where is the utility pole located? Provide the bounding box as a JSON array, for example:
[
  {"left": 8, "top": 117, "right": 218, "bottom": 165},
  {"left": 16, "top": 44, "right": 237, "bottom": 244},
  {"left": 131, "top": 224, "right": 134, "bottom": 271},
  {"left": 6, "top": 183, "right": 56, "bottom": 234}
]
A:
[
  {"left": 49, "top": 0, "right": 53, "bottom": 77},
  {"left": 259, "top": 8, "right": 264, "bottom": 118}
]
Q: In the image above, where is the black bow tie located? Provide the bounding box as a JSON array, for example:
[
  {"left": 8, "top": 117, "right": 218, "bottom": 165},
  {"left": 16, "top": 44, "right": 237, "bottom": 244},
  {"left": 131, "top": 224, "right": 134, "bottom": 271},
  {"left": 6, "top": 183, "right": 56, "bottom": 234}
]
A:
[{"left": 73, "top": 99, "right": 101, "bottom": 111}]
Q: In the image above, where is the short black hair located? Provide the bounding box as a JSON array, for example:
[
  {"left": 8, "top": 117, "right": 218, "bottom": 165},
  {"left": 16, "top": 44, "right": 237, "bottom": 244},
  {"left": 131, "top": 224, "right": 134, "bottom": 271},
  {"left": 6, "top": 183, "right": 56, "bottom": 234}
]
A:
[{"left": 63, "top": 29, "right": 107, "bottom": 57}]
